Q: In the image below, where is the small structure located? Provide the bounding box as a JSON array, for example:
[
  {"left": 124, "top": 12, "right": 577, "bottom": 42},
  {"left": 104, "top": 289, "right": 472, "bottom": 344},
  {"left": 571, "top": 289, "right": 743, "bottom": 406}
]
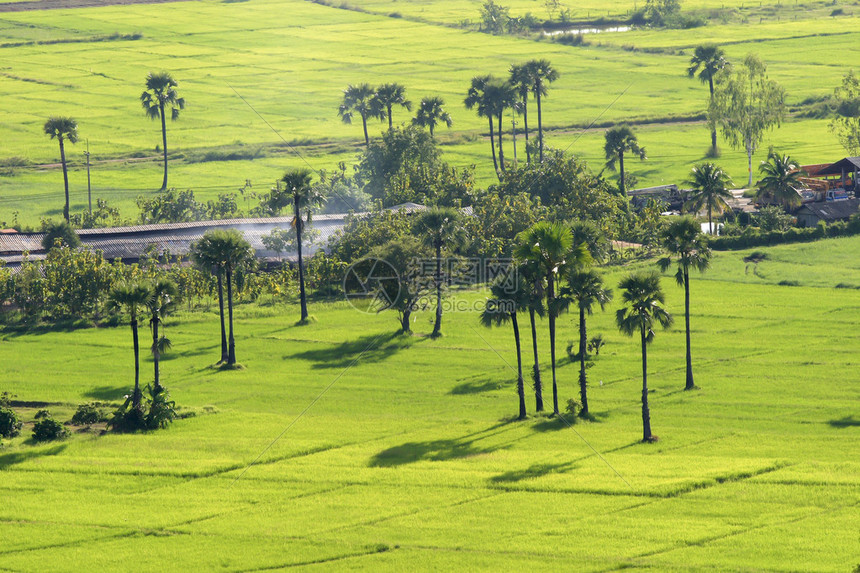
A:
[
  {"left": 799, "top": 157, "right": 859, "bottom": 196},
  {"left": 628, "top": 184, "right": 684, "bottom": 210},
  {"left": 795, "top": 198, "right": 860, "bottom": 227}
]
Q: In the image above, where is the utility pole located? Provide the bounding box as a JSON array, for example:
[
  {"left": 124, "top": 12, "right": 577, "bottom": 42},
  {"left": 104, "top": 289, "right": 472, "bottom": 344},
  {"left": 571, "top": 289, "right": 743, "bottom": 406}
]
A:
[{"left": 84, "top": 140, "right": 92, "bottom": 214}]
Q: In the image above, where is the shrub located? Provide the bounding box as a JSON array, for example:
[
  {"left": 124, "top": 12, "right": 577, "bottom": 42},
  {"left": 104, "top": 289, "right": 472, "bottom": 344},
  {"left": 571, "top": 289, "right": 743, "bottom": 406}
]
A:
[
  {"left": 564, "top": 398, "right": 582, "bottom": 418},
  {"left": 144, "top": 385, "right": 177, "bottom": 430},
  {"left": 71, "top": 403, "right": 104, "bottom": 425},
  {"left": 34, "top": 409, "right": 51, "bottom": 419},
  {"left": 32, "top": 417, "right": 68, "bottom": 442},
  {"left": 588, "top": 335, "right": 606, "bottom": 356},
  {"left": 0, "top": 407, "right": 22, "bottom": 438}
]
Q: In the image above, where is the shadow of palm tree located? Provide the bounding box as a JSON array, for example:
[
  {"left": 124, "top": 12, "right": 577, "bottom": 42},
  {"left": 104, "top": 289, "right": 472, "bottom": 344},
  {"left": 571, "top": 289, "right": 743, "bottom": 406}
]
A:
[
  {"left": 828, "top": 415, "right": 860, "bottom": 429},
  {"left": 288, "top": 332, "right": 420, "bottom": 369},
  {"left": 490, "top": 461, "right": 577, "bottom": 483},
  {"left": 369, "top": 421, "right": 517, "bottom": 467},
  {"left": 82, "top": 385, "right": 128, "bottom": 401},
  {"left": 0, "top": 444, "right": 66, "bottom": 470},
  {"left": 449, "top": 376, "right": 503, "bottom": 395},
  {"left": 530, "top": 410, "right": 611, "bottom": 433}
]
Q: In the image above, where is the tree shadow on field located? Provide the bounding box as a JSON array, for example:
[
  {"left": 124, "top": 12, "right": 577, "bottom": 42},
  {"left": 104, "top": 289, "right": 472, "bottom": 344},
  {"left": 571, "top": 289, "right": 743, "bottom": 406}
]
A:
[
  {"left": 0, "top": 444, "right": 66, "bottom": 470},
  {"left": 288, "top": 332, "right": 421, "bottom": 369},
  {"left": 530, "top": 410, "right": 611, "bottom": 432},
  {"left": 369, "top": 421, "right": 520, "bottom": 467},
  {"left": 490, "top": 461, "right": 577, "bottom": 484},
  {"left": 83, "top": 385, "right": 128, "bottom": 401},
  {"left": 828, "top": 415, "right": 860, "bottom": 429},
  {"left": 449, "top": 376, "right": 503, "bottom": 395}
]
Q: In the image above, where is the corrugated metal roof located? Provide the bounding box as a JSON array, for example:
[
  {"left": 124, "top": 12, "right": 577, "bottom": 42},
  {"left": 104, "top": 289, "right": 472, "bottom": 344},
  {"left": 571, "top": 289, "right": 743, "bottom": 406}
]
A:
[{"left": 797, "top": 198, "right": 860, "bottom": 220}]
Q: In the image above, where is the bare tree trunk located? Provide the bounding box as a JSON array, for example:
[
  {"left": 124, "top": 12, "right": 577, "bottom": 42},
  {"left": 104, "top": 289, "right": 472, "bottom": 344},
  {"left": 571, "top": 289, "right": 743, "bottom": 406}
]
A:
[
  {"left": 488, "top": 118, "right": 499, "bottom": 177},
  {"left": 684, "top": 268, "right": 695, "bottom": 390},
  {"left": 296, "top": 201, "right": 309, "bottom": 322},
  {"left": 708, "top": 77, "right": 717, "bottom": 151},
  {"left": 548, "top": 274, "right": 559, "bottom": 415},
  {"left": 497, "top": 111, "right": 505, "bottom": 173},
  {"left": 131, "top": 316, "right": 141, "bottom": 410},
  {"left": 226, "top": 267, "right": 236, "bottom": 365},
  {"left": 361, "top": 113, "right": 370, "bottom": 147},
  {"left": 512, "top": 312, "right": 526, "bottom": 420},
  {"left": 619, "top": 150, "right": 626, "bottom": 195},
  {"left": 641, "top": 321, "right": 652, "bottom": 442},
  {"left": 537, "top": 87, "right": 545, "bottom": 162},
  {"left": 529, "top": 308, "right": 544, "bottom": 412},
  {"left": 159, "top": 102, "right": 168, "bottom": 191},
  {"left": 579, "top": 303, "right": 588, "bottom": 415},
  {"left": 522, "top": 99, "right": 530, "bottom": 164},
  {"left": 400, "top": 307, "right": 412, "bottom": 334},
  {"left": 59, "top": 137, "right": 70, "bottom": 222},
  {"left": 432, "top": 242, "right": 443, "bottom": 337},
  {"left": 217, "top": 271, "right": 228, "bottom": 363},
  {"left": 152, "top": 314, "right": 161, "bottom": 392}
]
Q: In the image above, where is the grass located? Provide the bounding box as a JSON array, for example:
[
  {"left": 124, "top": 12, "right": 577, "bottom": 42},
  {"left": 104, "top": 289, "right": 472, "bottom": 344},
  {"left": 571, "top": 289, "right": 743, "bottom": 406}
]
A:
[
  {"left": 0, "top": 0, "right": 857, "bottom": 225},
  {"left": 0, "top": 235, "right": 859, "bottom": 570}
]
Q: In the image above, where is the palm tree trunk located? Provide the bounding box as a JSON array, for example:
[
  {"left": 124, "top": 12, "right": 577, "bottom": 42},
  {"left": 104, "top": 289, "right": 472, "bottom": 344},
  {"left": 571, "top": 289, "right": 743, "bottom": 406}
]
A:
[
  {"left": 361, "top": 113, "right": 370, "bottom": 147},
  {"left": 429, "top": 124, "right": 435, "bottom": 137},
  {"left": 296, "top": 202, "right": 308, "bottom": 322},
  {"left": 579, "top": 303, "right": 588, "bottom": 415},
  {"left": 640, "top": 320, "right": 652, "bottom": 442},
  {"left": 217, "top": 271, "right": 228, "bottom": 363},
  {"left": 159, "top": 102, "right": 168, "bottom": 191},
  {"left": 497, "top": 111, "right": 505, "bottom": 173},
  {"left": 707, "top": 203, "right": 713, "bottom": 236},
  {"left": 512, "top": 312, "right": 526, "bottom": 420},
  {"left": 432, "top": 242, "right": 443, "bottom": 337},
  {"left": 488, "top": 117, "right": 499, "bottom": 177},
  {"left": 708, "top": 77, "right": 717, "bottom": 151},
  {"left": 684, "top": 268, "right": 694, "bottom": 390},
  {"left": 523, "top": 99, "right": 530, "bottom": 164},
  {"left": 131, "top": 316, "right": 141, "bottom": 410},
  {"left": 529, "top": 307, "right": 544, "bottom": 412},
  {"left": 59, "top": 137, "right": 70, "bottom": 222},
  {"left": 536, "top": 87, "right": 544, "bottom": 163},
  {"left": 619, "top": 150, "right": 626, "bottom": 195},
  {"left": 387, "top": 105, "right": 393, "bottom": 130},
  {"left": 153, "top": 314, "right": 161, "bottom": 392},
  {"left": 548, "top": 274, "right": 559, "bottom": 415},
  {"left": 226, "top": 266, "right": 236, "bottom": 365}
]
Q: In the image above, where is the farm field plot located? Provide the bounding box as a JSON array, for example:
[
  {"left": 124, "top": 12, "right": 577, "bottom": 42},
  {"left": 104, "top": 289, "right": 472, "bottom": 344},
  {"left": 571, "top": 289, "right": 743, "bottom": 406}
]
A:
[
  {"left": 0, "top": 237, "right": 859, "bottom": 570},
  {"left": 0, "top": 0, "right": 856, "bottom": 225}
]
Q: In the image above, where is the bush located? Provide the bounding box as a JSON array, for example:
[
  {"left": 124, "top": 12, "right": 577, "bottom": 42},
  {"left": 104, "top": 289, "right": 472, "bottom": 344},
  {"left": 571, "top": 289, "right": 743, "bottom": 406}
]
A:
[
  {"left": 0, "top": 407, "right": 22, "bottom": 438},
  {"left": 40, "top": 220, "right": 81, "bottom": 251},
  {"left": 144, "top": 385, "right": 177, "bottom": 430},
  {"left": 32, "top": 417, "right": 69, "bottom": 442},
  {"left": 71, "top": 403, "right": 104, "bottom": 425}
]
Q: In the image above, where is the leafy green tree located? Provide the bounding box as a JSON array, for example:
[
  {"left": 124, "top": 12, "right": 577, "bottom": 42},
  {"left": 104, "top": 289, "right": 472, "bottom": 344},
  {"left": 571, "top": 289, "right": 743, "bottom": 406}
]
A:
[
  {"left": 710, "top": 54, "right": 786, "bottom": 186},
  {"left": 137, "top": 188, "right": 205, "bottom": 224},
  {"left": 464, "top": 191, "right": 548, "bottom": 258},
  {"left": 687, "top": 45, "right": 728, "bottom": 153},
  {"left": 371, "top": 237, "right": 432, "bottom": 333},
  {"left": 509, "top": 63, "right": 533, "bottom": 163},
  {"left": 339, "top": 83, "right": 383, "bottom": 146},
  {"left": 686, "top": 162, "right": 733, "bottom": 235},
  {"left": 563, "top": 268, "right": 612, "bottom": 417},
  {"left": 515, "top": 221, "right": 588, "bottom": 415},
  {"left": 147, "top": 278, "right": 177, "bottom": 393},
  {"left": 616, "top": 271, "right": 673, "bottom": 442},
  {"left": 412, "top": 96, "right": 453, "bottom": 137},
  {"left": 41, "top": 220, "right": 81, "bottom": 252},
  {"left": 191, "top": 230, "right": 254, "bottom": 365},
  {"left": 657, "top": 217, "right": 709, "bottom": 391},
  {"left": 412, "top": 207, "right": 466, "bottom": 337},
  {"left": 376, "top": 83, "right": 412, "bottom": 130},
  {"left": 108, "top": 282, "right": 153, "bottom": 411},
  {"left": 604, "top": 125, "right": 646, "bottom": 195},
  {"left": 643, "top": 0, "right": 681, "bottom": 26},
  {"left": 525, "top": 59, "right": 559, "bottom": 162},
  {"left": 755, "top": 205, "right": 793, "bottom": 232},
  {"left": 479, "top": 0, "right": 510, "bottom": 34},
  {"left": 140, "top": 72, "right": 185, "bottom": 191},
  {"left": 282, "top": 169, "right": 325, "bottom": 322},
  {"left": 481, "top": 272, "right": 532, "bottom": 420},
  {"left": 465, "top": 75, "right": 501, "bottom": 175},
  {"left": 756, "top": 150, "right": 805, "bottom": 209},
  {"left": 830, "top": 70, "right": 860, "bottom": 155},
  {"left": 43, "top": 116, "right": 78, "bottom": 222},
  {"left": 328, "top": 208, "right": 412, "bottom": 264}
]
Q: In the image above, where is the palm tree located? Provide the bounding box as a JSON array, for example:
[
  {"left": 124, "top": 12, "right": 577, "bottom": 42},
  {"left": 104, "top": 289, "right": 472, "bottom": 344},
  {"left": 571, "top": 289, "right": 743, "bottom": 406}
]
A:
[
  {"left": 688, "top": 45, "right": 728, "bottom": 153},
  {"left": 756, "top": 150, "right": 805, "bottom": 209},
  {"left": 518, "top": 260, "right": 546, "bottom": 412},
  {"left": 480, "top": 273, "right": 532, "bottom": 420},
  {"left": 339, "top": 83, "right": 383, "bottom": 146},
  {"left": 413, "top": 207, "right": 466, "bottom": 338},
  {"left": 616, "top": 271, "right": 673, "bottom": 442},
  {"left": 570, "top": 219, "right": 609, "bottom": 263},
  {"left": 657, "top": 217, "right": 710, "bottom": 391},
  {"left": 485, "top": 79, "right": 517, "bottom": 174},
  {"left": 526, "top": 59, "right": 559, "bottom": 162},
  {"left": 191, "top": 237, "right": 229, "bottom": 363},
  {"left": 140, "top": 72, "right": 185, "bottom": 191},
  {"left": 509, "top": 63, "right": 533, "bottom": 163},
  {"left": 282, "top": 168, "right": 325, "bottom": 322},
  {"left": 191, "top": 230, "right": 254, "bottom": 365},
  {"left": 515, "top": 221, "right": 588, "bottom": 415},
  {"left": 686, "top": 162, "right": 733, "bottom": 235},
  {"left": 376, "top": 83, "right": 412, "bottom": 130},
  {"left": 465, "top": 75, "right": 500, "bottom": 176},
  {"left": 108, "top": 282, "right": 153, "bottom": 411},
  {"left": 43, "top": 117, "right": 78, "bottom": 222},
  {"left": 148, "top": 278, "right": 177, "bottom": 393},
  {"left": 604, "top": 125, "right": 646, "bottom": 195},
  {"left": 413, "top": 96, "right": 453, "bottom": 137},
  {"left": 563, "top": 268, "right": 612, "bottom": 417}
]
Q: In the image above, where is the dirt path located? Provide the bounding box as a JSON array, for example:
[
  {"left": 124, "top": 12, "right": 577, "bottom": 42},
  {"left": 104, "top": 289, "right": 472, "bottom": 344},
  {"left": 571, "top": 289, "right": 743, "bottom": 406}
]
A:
[{"left": 0, "top": 0, "right": 192, "bottom": 13}]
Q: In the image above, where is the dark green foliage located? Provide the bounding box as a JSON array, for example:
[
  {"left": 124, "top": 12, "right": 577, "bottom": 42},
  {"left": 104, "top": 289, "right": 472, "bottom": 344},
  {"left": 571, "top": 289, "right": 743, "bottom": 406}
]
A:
[
  {"left": 145, "top": 385, "right": 177, "bottom": 430},
  {"left": 41, "top": 220, "right": 81, "bottom": 251},
  {"left": 709, "top": 218, "right": 860, "bottom": 250},
  {"left": 0, "top": 406, "right": 22, "bottom": 438},
  {"left": 34, "top": 409, "right": 51, "bottom": 419},
  {"left": 70, "top": 199, "right": 124, "bottom": 229},
  {"left": 71, "top": 403, "right": 104, "bottom": 425},
  {"left": 328, "top": 208, "right": 413, "bottom": 264},
  {"left": 32, "top": 417, "right": 69, "bottom": 442},
  {"left": 756, "top": 205, "right": 794, "bottom": 232}
]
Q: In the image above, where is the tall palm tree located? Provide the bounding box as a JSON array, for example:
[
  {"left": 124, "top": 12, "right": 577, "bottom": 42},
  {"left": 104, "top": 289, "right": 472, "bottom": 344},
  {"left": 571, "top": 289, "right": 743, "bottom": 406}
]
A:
[
  {"left": 756, "top": 150, "right": 805, "bottom": 209},
  {"left": 616, "top": 271, "right": 673, "bottom": 443},
  {"left": 412, "top": 96, "right": 453, "bottom": 137},
  {"left": 43, "top": 117, "right": 78, "bottom": 222},
  {"left": 191, "top": 230, "right": 254, "bottom": 365},
  {"left": 657, "top": 217, "right": 710, "bottom": 391},
  {"left": 140, "top": 72, "right": 185, "bottom": 191},
  {"left": 148, "top": 278, "right": 177, "bottom": 393},
  {"left": 604, "top": 125, "right": 646, "bottom": 195},
  {"left": 191, "top": 238, "right": 229, "bottom": 363},
  {"left": 480, "top": 273, "right": 532, "bottom": 420},
  {"left": 518, "top": 260, "right": 546, "bottom": 412},
  {"left": 688, "top": 45, "right": 728, "bottom": 153},
  {"left": 108, "top": 282, "right": 153, "bottom": 411},
  {"left": 509, "top": 63, "right": 533, "bottom": 164},
  {"left": 339, "top": 83, "right": 383, "bottom": 146},
  {"left": 485, "top": 79, "right": 517, "bottom": 174},
  {"left": 686, "top": 162, "right": 733, "bottom": 235},
  {"left": 526, "top": 59, "right": 559, "bottom": 162},
  {"left": 413, "top": 207, "right": 466, "bottom": 338},
  {"left": 515, "top": 221, "right": 588, "bottom": 415},
  {"left": 465, "top": 75, "right": 500, "bottom": 176},
  {"left": 376, "top": 83, "right": 412, "bottom": 130},
  {"left": 282, "top": 168, "right": 325, "bottom": 322},
  {"left": 563, "top": 268, "right": 612, "bottom": 417}
]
